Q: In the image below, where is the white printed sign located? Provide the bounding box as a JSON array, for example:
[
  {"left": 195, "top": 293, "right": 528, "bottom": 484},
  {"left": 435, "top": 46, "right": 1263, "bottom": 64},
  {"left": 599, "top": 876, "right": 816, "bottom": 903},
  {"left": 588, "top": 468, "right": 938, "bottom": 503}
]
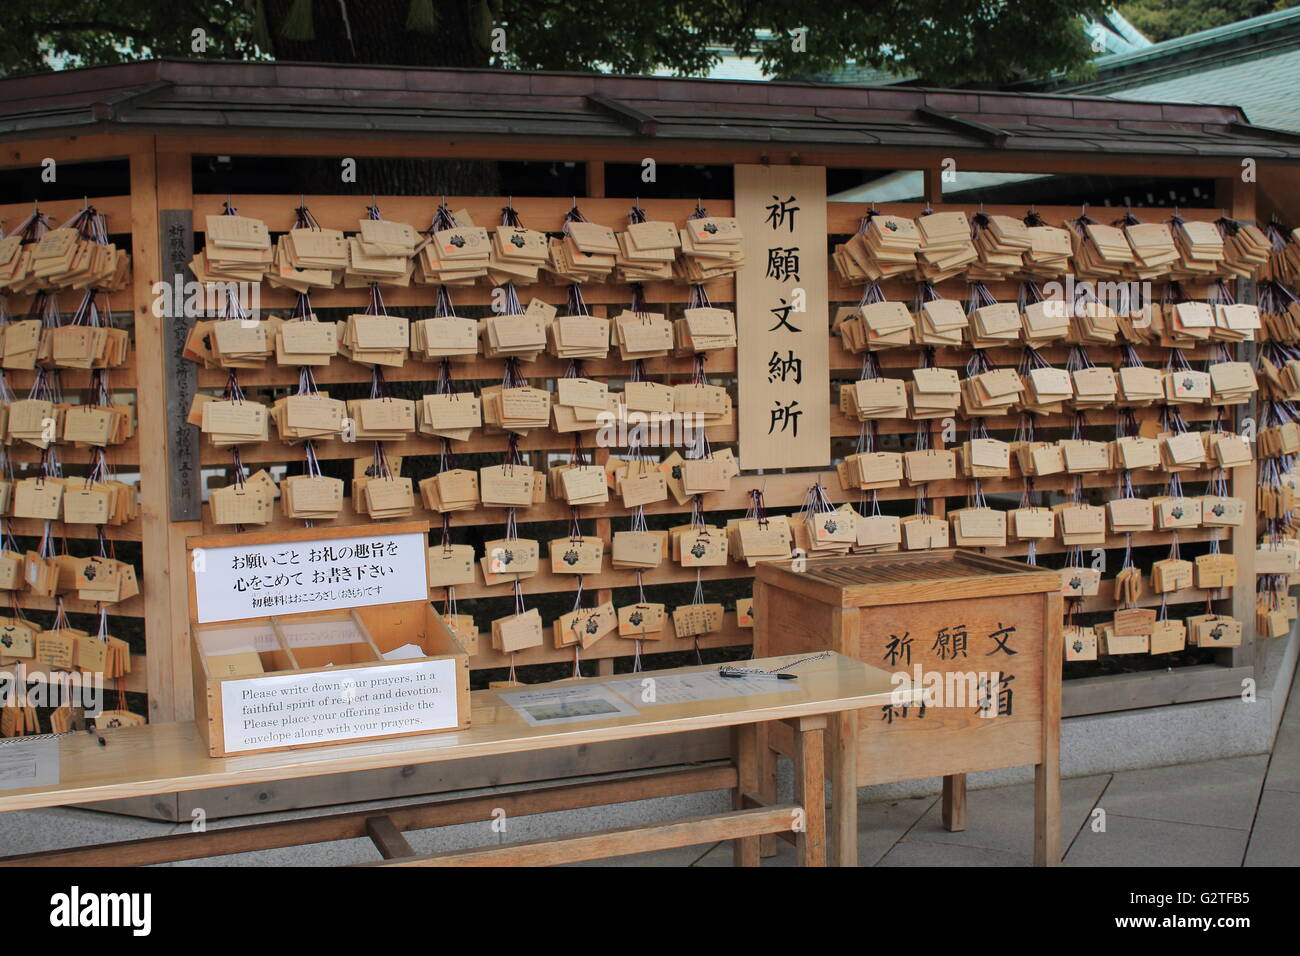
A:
[
  {"left": 607, "top": 671, "right": 799, "bottom": 706},
  {"left": 497, "top": 684, "right": 639, "bottom": 727},
  {"left": 194, "top": 531, "right": 428, "bottom": 624},
  {"left": 0, "top": 736, "right": 59, "bottom": 791},
  {"left": 220, "top": 658, "right": 459, "bottom": 753}
]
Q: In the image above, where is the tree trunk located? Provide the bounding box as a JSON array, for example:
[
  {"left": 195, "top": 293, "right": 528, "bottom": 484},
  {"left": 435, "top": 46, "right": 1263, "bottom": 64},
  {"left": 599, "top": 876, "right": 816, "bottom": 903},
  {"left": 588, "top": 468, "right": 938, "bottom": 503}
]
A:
[
  {"left": 262, "top": 0, "right": 493, "bottom": 67},
  {"left": 260, "top": 0, "right": 501, "bottom": 194}
]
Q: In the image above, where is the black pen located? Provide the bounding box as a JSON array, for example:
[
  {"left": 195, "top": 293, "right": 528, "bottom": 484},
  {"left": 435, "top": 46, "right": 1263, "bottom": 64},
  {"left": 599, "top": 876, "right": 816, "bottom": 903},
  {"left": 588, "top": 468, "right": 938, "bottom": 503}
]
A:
[{"left": 719, "top": 669, "right": 797, "bottom": 680}]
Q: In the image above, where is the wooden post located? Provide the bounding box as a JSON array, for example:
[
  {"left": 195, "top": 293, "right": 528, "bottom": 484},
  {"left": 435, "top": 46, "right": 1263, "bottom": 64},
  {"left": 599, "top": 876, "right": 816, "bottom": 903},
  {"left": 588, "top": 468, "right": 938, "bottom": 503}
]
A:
[
  {"left": 830, "top": 711, "right": 859, "bottom": 866},
  {"left": 753, "top": 579, "right": 780, "bottom": 857},
  {"left": 732, "top": 723, "right": 761, "bottom": 866},
  {"left": 791, "top": 715, "right": 827, "bottom": 867},
  {"left": 830, "top": 606, "right": 861, "bottom": 864},
  {"left": 130, "top": 139, "right": 183, "bottom": 722},
  {"left": 1218, "top": 173, "right": 1260, "bottom": 673},
  {"left": 147, "top": 146, "right": 202, "bottom": 721},
  {"left": 923, "top": 166, "right": 944, "bottom": 205},
  {"left": 941, "top": 775, "right": 967, "bottom": 832},
  {"left": 1035, "top": 591, "right": 1064, "bottom": 866},
  {"left": 930, "top": 417, "right": 967, "bottom": 829},
  {"left": 585, "top": 160, "right": 606, "bottom": 199}
]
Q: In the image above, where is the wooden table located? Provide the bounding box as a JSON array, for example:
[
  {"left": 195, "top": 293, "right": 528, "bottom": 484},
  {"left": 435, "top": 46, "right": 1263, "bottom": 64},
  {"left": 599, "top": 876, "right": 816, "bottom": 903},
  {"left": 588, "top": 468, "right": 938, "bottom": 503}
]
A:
[{"left": 0, "top": 653, "right": 908, "bottom": 867}]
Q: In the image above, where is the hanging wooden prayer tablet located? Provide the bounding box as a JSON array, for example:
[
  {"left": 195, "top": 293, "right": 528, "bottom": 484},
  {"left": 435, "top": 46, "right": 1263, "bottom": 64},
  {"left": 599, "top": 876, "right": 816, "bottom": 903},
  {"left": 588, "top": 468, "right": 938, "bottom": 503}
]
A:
[
  {"left": 1064, "top": 625, "right": 1098, "bottom": 662},
  {"left": 426, "top": 544, "right": 477, "bottom": 587},
  {"left": 1187, "top": 614, "right": 1242, "bottom": 648},
  {"left": 35, "top": 628, "right": 76, "bottom": 671},
  {"left": 671, "top": 602, "right": 724, "bottom": 638},
  {"left": 491, "top": 608, "right": 544, "bottom": 653},
  {"left": 0, "top": 618, "right": 37, "bottom": 660},
  {"left": 553, "top": 602, "right": 617, "bottom": 649},
  {"left": 1194, "top": 553, "right": 1237, "bottom": 589},
  {"left": 548, "top": 536, "right": 604, "bottom": 575},
  {"left": 1148, "top": 619, "right": 1187, "bottom": 655},
  {"left": 618, "top": 602, "right": 666, "bottom": 639},
  {"left": 482, "top": 538, "right": 540, "bottom": 579},
  {"left": 1059, "top": 566, "right": 1101, "bottom": 598}
]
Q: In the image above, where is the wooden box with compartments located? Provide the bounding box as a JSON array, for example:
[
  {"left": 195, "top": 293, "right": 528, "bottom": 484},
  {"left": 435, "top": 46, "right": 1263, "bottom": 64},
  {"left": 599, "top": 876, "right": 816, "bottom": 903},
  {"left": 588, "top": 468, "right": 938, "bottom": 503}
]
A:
[{"left": 186, "top": 521, "right": 469, "bottom": 757}]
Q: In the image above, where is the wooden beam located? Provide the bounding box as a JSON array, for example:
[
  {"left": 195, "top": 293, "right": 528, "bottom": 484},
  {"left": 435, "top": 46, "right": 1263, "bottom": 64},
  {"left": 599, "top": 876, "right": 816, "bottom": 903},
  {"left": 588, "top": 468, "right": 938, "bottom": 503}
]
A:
[
  {"left": 11, "top": 765, "right": 737, "bottom": 865},
  {"left": 0, "top": 134, "right": 154, "bottom": 171},
  {"left": 585, "top": 93, "right": 658, "bottom": 137},
  {"left": 364, "top": 815, "right": 415, "bottom": 859},
  {"left": 917, "top": 106, "right": 1007, "bottom": 148},
  {"left": 91, "top": 81, "right": 174, "bottom": 123},
  {"left": 151, "top": 134, "right": 1248, "bottom": 179},
  {"left": 1061, "top": 664, "right": 1254, "bottom": 717},
  {"left": 363, "top": 805, "right": 796, "bottom": 867}
]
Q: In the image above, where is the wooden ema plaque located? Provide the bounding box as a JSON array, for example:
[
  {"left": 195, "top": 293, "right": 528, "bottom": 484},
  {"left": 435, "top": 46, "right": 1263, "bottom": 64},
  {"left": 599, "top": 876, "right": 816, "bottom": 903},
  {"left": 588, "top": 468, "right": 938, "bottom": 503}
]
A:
[
  {"left": 185, "top": 520, "right": 470, "bottom": 757},
  {"left": 754, "top": 549, "right": 1063, "bottom": 865}
]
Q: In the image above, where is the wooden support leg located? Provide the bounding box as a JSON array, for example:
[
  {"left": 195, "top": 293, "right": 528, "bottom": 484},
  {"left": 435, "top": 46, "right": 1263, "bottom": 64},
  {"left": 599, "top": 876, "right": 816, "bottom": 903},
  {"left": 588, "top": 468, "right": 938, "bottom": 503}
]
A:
[
  {"left": 941, "top": 774, "right": 967, "bottom": 832},
  {"left": 1034, "top": 761, "right": 1061, "bottom": 867},
  {"left": 1038, "top": 590, "right": 1064, "bottom": 867},
  {"left": 365, "top": 815, "right": 415, "bottom": 860},
  {"left": 757, "top": 723, "right": 779, "bottom": 858},
  {"left": 790, "top": 715, "right": 828, "bottom": 867},
  {"left": 830, "top": 711, "right": 859, "bottom": 867},
  {"left": 732, "top": 724, "right": 761, "bottom": 867}
]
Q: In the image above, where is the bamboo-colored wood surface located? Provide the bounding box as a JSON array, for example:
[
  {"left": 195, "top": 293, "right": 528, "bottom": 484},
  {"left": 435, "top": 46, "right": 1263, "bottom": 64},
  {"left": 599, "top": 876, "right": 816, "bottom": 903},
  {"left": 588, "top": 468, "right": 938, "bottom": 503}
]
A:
[{"left": 0, "top": 652, "right": 901, "bottom": 812}]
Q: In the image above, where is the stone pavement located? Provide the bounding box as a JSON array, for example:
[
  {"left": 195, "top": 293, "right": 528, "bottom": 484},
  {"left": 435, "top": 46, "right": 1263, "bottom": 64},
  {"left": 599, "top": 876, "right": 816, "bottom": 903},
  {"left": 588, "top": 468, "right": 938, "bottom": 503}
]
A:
[{"left": 1, "top": 669, "right": 1295, "bottom": 866}]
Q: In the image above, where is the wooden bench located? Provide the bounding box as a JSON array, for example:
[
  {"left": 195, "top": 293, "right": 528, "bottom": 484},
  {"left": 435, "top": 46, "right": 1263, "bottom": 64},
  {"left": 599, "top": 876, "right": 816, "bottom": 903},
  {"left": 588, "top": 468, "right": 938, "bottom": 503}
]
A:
[{"left": 0, "top": 653, "right": 906, "bottom": 867}]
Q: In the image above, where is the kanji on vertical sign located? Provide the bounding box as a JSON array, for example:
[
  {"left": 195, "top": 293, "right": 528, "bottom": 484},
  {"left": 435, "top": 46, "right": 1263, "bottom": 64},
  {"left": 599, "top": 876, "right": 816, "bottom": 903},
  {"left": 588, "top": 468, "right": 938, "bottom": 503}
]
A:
[{"left": 734, "top": 165, "right": 830, "bottom": 469}]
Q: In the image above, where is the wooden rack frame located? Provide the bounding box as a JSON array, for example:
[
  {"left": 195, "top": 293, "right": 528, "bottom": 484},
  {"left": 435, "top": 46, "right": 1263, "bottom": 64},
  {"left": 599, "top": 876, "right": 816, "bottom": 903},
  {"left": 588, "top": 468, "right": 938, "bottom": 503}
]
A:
[{"left": 0, "top": 131, "right": 1266, "bottom": 784}]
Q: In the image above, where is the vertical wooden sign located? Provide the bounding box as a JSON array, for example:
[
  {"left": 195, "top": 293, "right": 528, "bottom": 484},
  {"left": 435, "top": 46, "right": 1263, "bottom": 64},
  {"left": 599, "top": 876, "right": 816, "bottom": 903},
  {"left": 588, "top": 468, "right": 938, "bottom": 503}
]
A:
[
  {"left": 159, "top": 208, "right": 200, "bottom": 521},
  {"left": 733, "top": 164, "right": 830, "bottom": 470}
]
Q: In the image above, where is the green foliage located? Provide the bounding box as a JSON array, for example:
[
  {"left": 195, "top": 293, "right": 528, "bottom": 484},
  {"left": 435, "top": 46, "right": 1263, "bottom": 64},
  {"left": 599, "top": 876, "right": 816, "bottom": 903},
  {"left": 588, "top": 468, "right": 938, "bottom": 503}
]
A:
[
  {"left": 493, "top": 0, "right": 1108, "bottom": 85},
  {"left": 0, "top": 0, "right": 257, "bottom": 75},
  {"left": 0, "top": 0, "right": 1107, "bottom": 87},
  {"left": 1118, "top": 0, "right": 1297, "bottom": 42}
]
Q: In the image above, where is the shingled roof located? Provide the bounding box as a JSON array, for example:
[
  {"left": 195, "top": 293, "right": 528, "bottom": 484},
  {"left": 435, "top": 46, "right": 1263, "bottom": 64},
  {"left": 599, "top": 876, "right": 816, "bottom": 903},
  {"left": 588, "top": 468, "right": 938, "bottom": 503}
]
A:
[
  {"left": 1038, "top": 7, "right": 1300, "bottom": 136},
  {"left": 2, "top": 58, "right": 1299, "bottom": 162}
]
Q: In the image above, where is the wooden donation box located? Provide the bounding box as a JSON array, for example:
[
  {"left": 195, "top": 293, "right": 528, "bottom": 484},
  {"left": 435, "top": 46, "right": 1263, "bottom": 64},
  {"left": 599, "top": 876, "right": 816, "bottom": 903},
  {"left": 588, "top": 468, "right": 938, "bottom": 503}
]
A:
[
  {"left": 186, "top": 521, "right": 469, "bottom": 757},
  {"left": 755, "top": 549, "right": 1064, "bottom": 865}
]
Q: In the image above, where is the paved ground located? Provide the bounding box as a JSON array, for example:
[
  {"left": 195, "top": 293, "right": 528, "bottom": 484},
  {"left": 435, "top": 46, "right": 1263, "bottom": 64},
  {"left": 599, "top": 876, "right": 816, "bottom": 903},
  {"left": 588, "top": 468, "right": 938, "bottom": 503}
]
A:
[{"left": 2, "top": 669, "right": 1296, "bottom": 866}]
